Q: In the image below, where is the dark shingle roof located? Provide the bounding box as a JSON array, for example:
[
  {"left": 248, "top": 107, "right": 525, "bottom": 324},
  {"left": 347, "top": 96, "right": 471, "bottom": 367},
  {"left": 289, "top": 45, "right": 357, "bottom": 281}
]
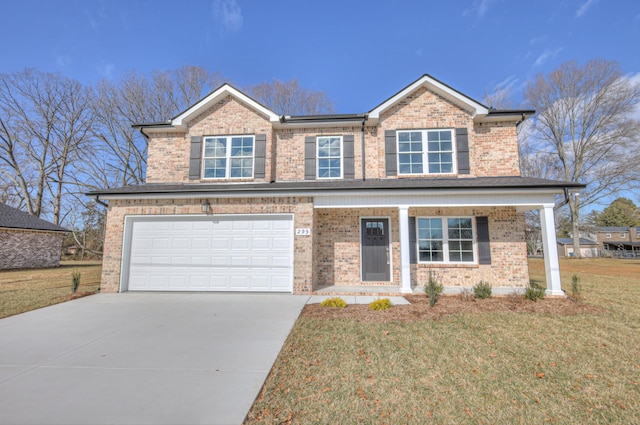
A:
[
  {"left": 557, "top": 238, "right": 598, "bottom": 245},
  {"left": 87, "top": 176, "right": 584, "bottom": 197},
  {"left": 0, "top": 203, "right": 69, "bottom": 232}
]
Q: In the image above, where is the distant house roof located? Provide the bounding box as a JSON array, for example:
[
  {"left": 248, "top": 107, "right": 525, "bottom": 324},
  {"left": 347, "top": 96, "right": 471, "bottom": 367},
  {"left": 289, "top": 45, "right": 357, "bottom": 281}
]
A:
[
  {"left": 0, "top": 203, "right": 68, "bottom": 233},
  {"left": 557, "top": 238, "right": 598, "bottom": 246},
  {"left": 596, "top": 227, "right": 638, "bottom": 232}
]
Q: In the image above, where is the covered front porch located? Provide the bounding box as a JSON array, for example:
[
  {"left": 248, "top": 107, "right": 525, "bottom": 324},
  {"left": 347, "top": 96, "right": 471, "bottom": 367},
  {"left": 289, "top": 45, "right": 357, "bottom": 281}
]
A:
[{"left": 312, "top": 188, "right": 565, "bottom": 297}]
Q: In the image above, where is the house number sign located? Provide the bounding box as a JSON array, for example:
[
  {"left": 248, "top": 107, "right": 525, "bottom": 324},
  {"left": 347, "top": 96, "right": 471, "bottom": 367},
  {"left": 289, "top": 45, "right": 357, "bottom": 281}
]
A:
[{"left": 295, "top": 228, "right": 311, "bottom": 236}]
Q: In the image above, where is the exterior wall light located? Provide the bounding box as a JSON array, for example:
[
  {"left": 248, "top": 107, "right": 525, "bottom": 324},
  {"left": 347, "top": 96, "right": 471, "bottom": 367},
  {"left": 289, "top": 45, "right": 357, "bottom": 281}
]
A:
[{"left": 201, "top": 199, "right": 210, "bottom": 213}]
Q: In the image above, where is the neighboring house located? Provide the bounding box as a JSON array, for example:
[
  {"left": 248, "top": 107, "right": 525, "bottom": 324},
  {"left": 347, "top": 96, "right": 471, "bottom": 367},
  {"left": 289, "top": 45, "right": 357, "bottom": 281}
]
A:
[
  {"left": 556, "top": 238, "right": 599, "bottom": 258},
  {"left": 0, "top": 203, "right": 69, "bottom": 270},
  {"left": 89, "top": 74, "right": 584, "bottom": 296},
  {"left": 595, "top": 226, "right": 640, "bottom": 257}
]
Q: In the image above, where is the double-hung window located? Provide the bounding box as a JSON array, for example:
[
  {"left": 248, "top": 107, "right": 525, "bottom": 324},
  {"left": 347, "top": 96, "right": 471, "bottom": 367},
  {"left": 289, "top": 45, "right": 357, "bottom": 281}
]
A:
[
  {"left": 417, "top": 217, "right": 475, "bottom": 263},
  {"left": 317, "top": 136, "right": 342, "bottom": 179},
  {"left": 397, "top": 129, "right": 455, "bottom": 175},
  {"left": 202, "top": 135, "right": 254, "bottom": 179}
]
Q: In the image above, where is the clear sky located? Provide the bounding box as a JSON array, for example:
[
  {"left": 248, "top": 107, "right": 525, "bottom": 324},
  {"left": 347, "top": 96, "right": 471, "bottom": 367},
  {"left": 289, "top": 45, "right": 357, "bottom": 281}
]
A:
[{"left": 1, "top": 0, "right": 639, "bottom": 112}]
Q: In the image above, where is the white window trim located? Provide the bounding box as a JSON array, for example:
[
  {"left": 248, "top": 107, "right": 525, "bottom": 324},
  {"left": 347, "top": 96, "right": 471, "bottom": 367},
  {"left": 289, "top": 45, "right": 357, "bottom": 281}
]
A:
[
  {"left": 202, "top": 135, "right": 255, "bottom": 180},
  {"left": 396, "top": 129, "right": 457, "bottom": 176},
  {"left": 606, "top": 233, "right": 612, "bottom": 238},
  {"left": 416, "top": 216, "right": 476, "bottom": 264},
  {"left": 316, "top": 135, "right": 343, "bottom": 179}
]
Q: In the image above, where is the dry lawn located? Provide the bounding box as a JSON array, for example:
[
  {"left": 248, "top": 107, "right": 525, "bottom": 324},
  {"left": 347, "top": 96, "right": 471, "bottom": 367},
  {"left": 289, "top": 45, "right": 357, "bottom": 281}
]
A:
[
  {"left": 245, "top": 258, "right": 640, "bottom": 424},
  {"left": 0, "top": 261, "right": 102, "bottom": 319}
]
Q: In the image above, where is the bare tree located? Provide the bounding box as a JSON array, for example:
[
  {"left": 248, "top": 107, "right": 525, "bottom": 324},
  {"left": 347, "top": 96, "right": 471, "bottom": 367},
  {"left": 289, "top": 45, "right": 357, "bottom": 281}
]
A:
[
  {"left": 88, "top": 66, "right": 225, "bottom": 189},
  {"left": 0, "top": 69, "right": 93, "bottom": 224},
  {"left": 247, "top": 78, "right": 334, "bottom": 115},
  {"left": 524, "top": 59, "right": 640, "bottom": 258}
]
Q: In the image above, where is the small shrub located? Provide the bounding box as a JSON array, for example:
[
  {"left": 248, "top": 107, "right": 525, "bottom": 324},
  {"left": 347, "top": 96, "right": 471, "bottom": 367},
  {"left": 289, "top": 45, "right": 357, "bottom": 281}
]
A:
[
  {"left": 570, "top": 274, "right": 582, "bottom": 301},
  {"left": 320, "top": 297, "right": 347, "bottom": 308},
  {"left": 473, "top": 280, "right": 492, "bottom": 299},
  {"left": 71, "top": 269, "right": 81, "bottom": 293},
  {"left": 369, "top": 298, "right": 392, "bottom": 310},
  {"left": 524, "top": 281, "right": 545, "bottom": 302},
  {"left": 458, "top": 288, "right": 475, "bottom": 301},
  {"left": 425, "top": 271, "right": 443, "bottom": 307}
]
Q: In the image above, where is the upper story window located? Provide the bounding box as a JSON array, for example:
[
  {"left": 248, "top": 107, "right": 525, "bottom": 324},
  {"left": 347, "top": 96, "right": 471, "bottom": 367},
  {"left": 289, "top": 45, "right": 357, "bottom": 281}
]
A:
[
  {"left": 417, "top": 217, "right": 475, "bottom": 263},
  {"left": 317, "top": 136, "right": 342, "bottom": 179},
  {"left": 621, "top": 233, "right": 628, "bottom": 238},
  {"left": 606, "top": 233, "right": 612, "bottom": 238},
  {"left": 397, "top": 129, "right": 455, "bottom": 175},
  {"left": 202, "top": 135, "right": 254, "bottom": 179}
]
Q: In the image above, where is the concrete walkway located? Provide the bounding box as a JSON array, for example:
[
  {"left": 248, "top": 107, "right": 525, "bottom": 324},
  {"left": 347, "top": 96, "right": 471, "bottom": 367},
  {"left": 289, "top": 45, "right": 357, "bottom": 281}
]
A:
[{"left": 0, "top": 293, "right": 308, "bottom": 425}]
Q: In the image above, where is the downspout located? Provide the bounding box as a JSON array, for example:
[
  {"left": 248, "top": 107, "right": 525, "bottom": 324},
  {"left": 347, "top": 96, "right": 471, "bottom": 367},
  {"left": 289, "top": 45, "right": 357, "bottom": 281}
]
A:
[
  {"left": 361, "top": 115, "right": 368, "bottom": 181},
  {"left": 94, "top": 195, "right": 109, "bottom": 208}
]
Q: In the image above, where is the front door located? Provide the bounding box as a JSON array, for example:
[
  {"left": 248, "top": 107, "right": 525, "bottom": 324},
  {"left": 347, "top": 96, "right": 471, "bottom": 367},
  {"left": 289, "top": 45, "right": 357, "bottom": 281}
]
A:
[{"left": 361, "top": 218, "right": 390, "bottom": 281}]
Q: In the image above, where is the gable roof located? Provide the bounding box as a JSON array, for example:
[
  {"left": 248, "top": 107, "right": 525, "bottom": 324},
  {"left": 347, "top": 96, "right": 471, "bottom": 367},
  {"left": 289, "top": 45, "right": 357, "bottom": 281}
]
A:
[
  {"left": 133, "top": 83, "right": 281, "bottom": 133},
  {"left": 368, "top": 74, "right": 533, "bottom": 124},
  {"left": 171, "top": 83, "right": 281, "bottom": 128},
  {"left": 133, "top": 74, "right": 535, "bottom": 132},
  {"left": 0, "top": 203, "right": 68, "bottom": 233}
]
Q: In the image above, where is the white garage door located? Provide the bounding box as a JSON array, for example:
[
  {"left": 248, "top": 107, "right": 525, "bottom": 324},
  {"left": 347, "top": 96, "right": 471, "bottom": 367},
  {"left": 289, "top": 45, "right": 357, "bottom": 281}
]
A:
[{"left": 123, "top": 215, "right": 294, "bottom": 292}]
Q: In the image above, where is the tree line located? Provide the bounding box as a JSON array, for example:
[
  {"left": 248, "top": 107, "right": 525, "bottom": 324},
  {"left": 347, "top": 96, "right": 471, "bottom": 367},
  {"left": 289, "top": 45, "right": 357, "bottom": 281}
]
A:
[{"left": 0, "top": 66, "right": 333, "bottom": 257}]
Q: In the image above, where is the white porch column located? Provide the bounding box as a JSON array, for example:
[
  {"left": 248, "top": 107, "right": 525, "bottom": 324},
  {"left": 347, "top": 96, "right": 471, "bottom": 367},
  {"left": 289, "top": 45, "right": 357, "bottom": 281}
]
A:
[
  {"left": 398, "top": 206, "right": 412, "bottom": 294},
  {"left": 540, "top": 205, "right": 564, "bottom": 296}
]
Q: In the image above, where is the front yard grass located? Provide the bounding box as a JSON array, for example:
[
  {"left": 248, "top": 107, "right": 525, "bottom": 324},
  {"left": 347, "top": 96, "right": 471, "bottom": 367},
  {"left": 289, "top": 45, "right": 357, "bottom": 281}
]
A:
[
  {"left": 245, "top": 258, "right": 640, "bottom": 424},
  {"left": 0, "top": 261, "right": 102, "bottom": 319}
]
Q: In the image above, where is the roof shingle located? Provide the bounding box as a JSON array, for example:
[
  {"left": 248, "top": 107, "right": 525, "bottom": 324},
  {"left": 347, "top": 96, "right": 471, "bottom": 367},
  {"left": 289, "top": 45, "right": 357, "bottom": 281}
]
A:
[{"left": 0, "top": 203, "right": 69, "bottom": 232}]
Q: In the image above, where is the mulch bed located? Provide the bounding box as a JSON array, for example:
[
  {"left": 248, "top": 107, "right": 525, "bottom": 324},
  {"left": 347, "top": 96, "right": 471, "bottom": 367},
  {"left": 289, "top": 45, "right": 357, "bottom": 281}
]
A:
[{"left": 300, "top": 294, "right": 605, "bottom": 323}]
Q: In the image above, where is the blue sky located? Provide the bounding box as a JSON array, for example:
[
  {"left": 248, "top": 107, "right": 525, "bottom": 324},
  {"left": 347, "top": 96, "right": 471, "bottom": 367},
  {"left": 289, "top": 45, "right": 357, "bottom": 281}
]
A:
[{"left": 1, "top": 0, "right": 639, "bottom": 112}]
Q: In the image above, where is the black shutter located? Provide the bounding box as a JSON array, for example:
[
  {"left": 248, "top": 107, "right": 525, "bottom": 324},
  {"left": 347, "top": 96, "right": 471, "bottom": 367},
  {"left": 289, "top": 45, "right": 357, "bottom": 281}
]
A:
[
  {"left": 409, "top": 216, "right": 417, "bottom": 264},
  {"left": 189, "top": 136, "right": 203, "bottom": 180},
  {"left": 477, "top": 216, "right": 491, "bottom": 265},
  {"left": 304, "top": 136, "right": 316, "bottom": 180},
  {"left": 254, "top": 134, "right": 266, "bottom": 178},
  {"left": 343, "top": 135, "right": 355, "bottom": 179},
  {"left": 384, "top": 130, "right": 397, "bottom": 176},
  {"left": 456, "top": 128, "right": 470, "bottom": 175}
]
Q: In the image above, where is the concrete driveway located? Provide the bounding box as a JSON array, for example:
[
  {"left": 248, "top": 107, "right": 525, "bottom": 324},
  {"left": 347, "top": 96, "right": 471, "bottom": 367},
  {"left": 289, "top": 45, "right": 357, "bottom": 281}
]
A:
[{"left": 0, "top": 293, "right": 309, "bottom": 425}]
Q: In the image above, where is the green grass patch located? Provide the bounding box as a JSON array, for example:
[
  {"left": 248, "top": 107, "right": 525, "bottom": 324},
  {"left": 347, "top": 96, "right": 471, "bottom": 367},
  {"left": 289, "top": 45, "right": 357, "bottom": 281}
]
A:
[
  {"left": 0, "top": 261, "right": 102, "bottom": 319},
  {"left": 246, "top": 258, "right": 640, "bottom": 424}
]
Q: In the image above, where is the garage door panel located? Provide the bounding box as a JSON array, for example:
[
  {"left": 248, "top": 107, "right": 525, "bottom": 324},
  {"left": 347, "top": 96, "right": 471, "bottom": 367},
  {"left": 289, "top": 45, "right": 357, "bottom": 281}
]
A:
[
  {"left": 231, "top": 237, "right": 250, "bottom": 249},
  {"left": 191, "top": 238, "right": 210, "bottom": 250},
  {"left": 252, "top": 237, "right": 270, "bottom": 249},
  {"left": 272, "top": 237, "right": 291, "bottom": 250},
  {"left": 126, "top": 215, "right": 293, "bottom": 292}
]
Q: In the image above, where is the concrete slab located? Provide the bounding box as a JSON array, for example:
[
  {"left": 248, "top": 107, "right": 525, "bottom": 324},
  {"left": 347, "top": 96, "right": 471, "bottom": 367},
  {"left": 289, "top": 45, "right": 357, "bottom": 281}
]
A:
[{"left": 0, "top": 293, "right": 309, "bottom": 425}]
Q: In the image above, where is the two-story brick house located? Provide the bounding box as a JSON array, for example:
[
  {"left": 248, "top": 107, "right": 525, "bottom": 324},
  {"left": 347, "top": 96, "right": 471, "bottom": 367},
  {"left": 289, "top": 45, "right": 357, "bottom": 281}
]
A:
[{"left": 90, "top": 75, "right": 583, "bottom": 296}]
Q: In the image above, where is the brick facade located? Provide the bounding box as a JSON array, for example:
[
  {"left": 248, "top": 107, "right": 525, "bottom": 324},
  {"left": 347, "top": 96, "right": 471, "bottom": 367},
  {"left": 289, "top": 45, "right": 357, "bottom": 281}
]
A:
[
  {"left": 0, "top": 229, "right": 64, "bottom": 270},
  {"left": 101, "top": 197, "right": 314, "bottom": 293},
  {"left": 99, "top": 76, "right": 538, "bottom": 295}
]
